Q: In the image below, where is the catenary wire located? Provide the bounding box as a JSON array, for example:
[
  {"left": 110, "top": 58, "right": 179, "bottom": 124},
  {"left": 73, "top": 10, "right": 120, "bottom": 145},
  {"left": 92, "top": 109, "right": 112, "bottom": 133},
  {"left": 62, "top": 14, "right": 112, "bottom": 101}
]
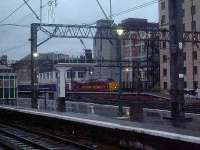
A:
[
  {"left": 0, "top": 1, "right": 50, "bottom": 54},
  {"left": 86, "top": 0, "right": 162, "bottom": 25},
  {"left": 113, "top": 0, "right": 161, "bottom": 17},
  {"left": 0, "top": 24, "right": 30, "bottom": 28},
  {"left": 0, "top": 0, "right": 31, "bottom": 24},
  {"left": 1, "top": 0, "right": 161, "bottom": 54}
]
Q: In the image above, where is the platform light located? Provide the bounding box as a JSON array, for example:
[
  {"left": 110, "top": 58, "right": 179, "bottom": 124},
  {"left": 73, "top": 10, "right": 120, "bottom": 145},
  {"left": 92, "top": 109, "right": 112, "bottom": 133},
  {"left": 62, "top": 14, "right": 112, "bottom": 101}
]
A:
[
  {"left": 33, "top": 52, "right": 39, "bottom": 58},
  {"left": 90, "top": 71, "right": 93, "bottom": 75},
  {"left": 125, "top": 68, "right": 130, "bottom": 72},
  {"left": 116, "top": 27, "right": 124, "bottom": 37}
]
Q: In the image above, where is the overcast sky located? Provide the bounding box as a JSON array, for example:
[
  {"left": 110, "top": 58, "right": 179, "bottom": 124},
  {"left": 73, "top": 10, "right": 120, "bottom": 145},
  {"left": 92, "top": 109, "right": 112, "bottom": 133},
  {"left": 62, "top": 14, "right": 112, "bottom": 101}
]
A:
[{"left": 0, "top": 0, "right": 158, "bottom": 60}]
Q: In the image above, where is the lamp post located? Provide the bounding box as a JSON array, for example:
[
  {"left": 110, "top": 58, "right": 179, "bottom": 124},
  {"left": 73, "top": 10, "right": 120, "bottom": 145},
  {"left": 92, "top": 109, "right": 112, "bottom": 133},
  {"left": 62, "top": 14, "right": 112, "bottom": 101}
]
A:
[
  {"left": 89, "top": 70, "right": 93, "bottom": 80},
  {"left": 32, "top": 52, "right": 39, "bottom": 109},
  {"left": 116, "top": 27, "right": 124, "bottom": 116},
  {"left": 125, "top": 68, "right": 130, "bottom": 89}
]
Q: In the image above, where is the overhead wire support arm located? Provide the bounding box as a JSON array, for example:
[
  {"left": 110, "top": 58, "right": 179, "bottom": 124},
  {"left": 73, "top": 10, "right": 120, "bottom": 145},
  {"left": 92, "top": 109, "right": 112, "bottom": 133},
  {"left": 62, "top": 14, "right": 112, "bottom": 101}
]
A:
[
  {"left": 109, "top": 0, "right": 112, "bottom": 20},
  {"left": 23, "top": 0, "right": 41, "bottom": 21},
  {"left": 37, "top": 26, "right": 59, "bottom": 47},
  {"left": 79, "top": 38, "right": 87, "bottom": 49}
]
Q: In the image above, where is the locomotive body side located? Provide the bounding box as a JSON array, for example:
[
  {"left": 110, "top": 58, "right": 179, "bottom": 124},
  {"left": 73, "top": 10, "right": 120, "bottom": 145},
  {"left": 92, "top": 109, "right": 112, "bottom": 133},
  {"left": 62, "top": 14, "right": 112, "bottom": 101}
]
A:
[{"left": 72, "top": 80, "right": 119, "bottom": 92}]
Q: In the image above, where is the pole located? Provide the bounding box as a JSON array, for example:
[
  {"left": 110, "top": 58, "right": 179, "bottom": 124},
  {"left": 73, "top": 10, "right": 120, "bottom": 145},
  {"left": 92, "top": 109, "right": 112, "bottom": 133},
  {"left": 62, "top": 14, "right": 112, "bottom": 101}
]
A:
[
  {"left": 170, "top": 0, "right": 185, "bottom": 119},
  {"left": 137, "top": 62, "right": 140, "bottom": 94},
  {"left": 191, "top": 0, "right": 195, "bottom": 88},
  {"left": 132, "top": 62, "right": 135, "bottom": 91},
  {"left": 31, "top": 23, "right": 38, "bottom": 109},
  {"left": 117, "top": 38, "right": 123, "bottom": 116},
  {"left": 44, "top": 92, "right": 47, "bottom": 110},
  {"left": 109, "top": 0, "right": 112, "bottom": 20},
  {"left": 70, "top": 69, "right": 73, "bottom": 89},
  {"left": 40, "top": 0, "right": 42, "bottom": 25}
]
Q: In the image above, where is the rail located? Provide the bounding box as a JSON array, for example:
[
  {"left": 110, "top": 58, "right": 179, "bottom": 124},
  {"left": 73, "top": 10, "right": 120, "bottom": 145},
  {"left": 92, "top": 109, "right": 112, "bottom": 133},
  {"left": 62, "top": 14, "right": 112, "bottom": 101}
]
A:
[{"left": 0, "top": 122, "right": 96, "bottom": 150}]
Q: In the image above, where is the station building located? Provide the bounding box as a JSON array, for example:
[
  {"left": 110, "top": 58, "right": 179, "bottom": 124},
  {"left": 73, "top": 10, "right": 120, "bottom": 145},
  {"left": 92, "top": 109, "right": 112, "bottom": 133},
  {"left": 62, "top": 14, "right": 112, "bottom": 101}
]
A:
[{"left": 0, "top": 65, "right": 16, "bottom": 100}]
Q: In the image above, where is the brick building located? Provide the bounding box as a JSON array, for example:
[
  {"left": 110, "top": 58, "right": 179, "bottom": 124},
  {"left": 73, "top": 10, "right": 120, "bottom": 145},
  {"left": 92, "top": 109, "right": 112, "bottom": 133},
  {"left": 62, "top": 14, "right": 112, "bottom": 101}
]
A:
[
  {"left": 159, "top": 0, "right": 200, "bottom": 90},
  {"left": 121, "top": 18, "right": 159, "bottom": 90}
]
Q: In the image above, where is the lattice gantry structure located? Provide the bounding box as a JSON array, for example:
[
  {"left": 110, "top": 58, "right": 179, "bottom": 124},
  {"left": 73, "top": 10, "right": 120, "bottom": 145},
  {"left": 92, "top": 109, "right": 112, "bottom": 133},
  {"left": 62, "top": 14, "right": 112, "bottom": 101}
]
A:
[{"left": 30, "top": 23, "right": 200, "bottom": 108}]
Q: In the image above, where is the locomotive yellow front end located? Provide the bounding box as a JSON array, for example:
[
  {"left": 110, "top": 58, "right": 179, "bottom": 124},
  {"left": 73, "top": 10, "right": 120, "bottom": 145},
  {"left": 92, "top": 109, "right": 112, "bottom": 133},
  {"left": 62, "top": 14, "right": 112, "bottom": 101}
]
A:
[{"left": 108, "top": 81, "right": 120, "bottom": 92}]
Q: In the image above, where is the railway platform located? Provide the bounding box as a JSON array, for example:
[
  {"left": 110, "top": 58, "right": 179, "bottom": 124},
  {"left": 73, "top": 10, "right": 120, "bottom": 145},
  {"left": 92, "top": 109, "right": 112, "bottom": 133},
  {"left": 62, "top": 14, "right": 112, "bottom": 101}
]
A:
[{"left": 0, "top": 105, "right": 199, "bottom": 149}]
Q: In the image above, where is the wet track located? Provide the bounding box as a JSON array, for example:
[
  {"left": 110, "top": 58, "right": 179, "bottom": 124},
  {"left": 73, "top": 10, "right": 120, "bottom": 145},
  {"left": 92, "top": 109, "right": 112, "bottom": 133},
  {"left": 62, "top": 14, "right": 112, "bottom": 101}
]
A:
[{"left": 0, "top": 122, "right": 95, "bottom": 150}]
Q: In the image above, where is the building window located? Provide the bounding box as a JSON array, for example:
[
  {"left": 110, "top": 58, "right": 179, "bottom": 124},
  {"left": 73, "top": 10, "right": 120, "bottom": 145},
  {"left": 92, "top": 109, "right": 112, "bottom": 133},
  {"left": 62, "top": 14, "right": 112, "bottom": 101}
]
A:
[
  {"left": 161, "top": 2, "right": 165, "bottom": 10},
  {"left": 193, "top": 51, "right": 197, "bottom": 60},
  {"left": 184, "top": 81, "right": 187, "bottom": 88},
  {"left": 50, "top": 72, "right": 53, "bottom": 79},
  {"left": 182, "top": 23, "right": 185, "bottom": 31},
  {"left": 161, "top": 15, "right": 166, "bottom": 25},
  {"left": 40, "top": 74, "right": 42, "bottom": 79},
  {"left": 182, "top": 9, "right": 185, "bottom": 17},
  {"left": 4, "top": 79, "right": 9, "bottom": 88},
  {"left": 78, "top": 72, "right": 85, "bottom": 78},
  {"left": 191, "top": 5, "right": 196, "bottom": 15},
  {"left": 163, "top": 69, "right": 167, "bottom": 76},
  {"left": 191, "top": 21, "right": 196, "bottom": 31},
  {"left": 55, "top": 72, "right": 58, "bottom": 78},
  {"left": 193, "top": 81, "right": 198, "bottom": 89},
  {"left": 162, "top": 41, "right": 166, "bottom": 49},
  {"left": 183, "top": 67, "right": 186, "bottom": 75},
  {"left": 163, "top": 55, "right": 167, "bottom": 63},
  {"left": 183, "top": 52, "right": 186, "bottom": 60},
  {"left": 193, "top": 66, "right": 198, "bottom": 74},
  {"left": 47, "top": 73, "right": 49, "bottom": 79},
  {"left": 164, "top": 82, "right": 167, "bottom": 89},
  {"left": 67, "top": 71, "right": 75, "bottom": 78}
]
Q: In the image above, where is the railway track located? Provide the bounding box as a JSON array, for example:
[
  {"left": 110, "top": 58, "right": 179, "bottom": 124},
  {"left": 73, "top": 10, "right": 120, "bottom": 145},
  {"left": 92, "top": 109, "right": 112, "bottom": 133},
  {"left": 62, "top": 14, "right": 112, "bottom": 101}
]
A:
[{"left": 0, "top": 123, "right": 96, "bottom": 150}]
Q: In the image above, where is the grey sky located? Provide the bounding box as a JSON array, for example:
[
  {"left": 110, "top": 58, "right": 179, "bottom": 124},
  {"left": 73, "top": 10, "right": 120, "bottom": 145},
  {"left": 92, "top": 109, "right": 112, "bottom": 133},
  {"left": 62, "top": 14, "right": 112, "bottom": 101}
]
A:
[{"left": 0, "top": 0, "right": 158, "bottom": 60}]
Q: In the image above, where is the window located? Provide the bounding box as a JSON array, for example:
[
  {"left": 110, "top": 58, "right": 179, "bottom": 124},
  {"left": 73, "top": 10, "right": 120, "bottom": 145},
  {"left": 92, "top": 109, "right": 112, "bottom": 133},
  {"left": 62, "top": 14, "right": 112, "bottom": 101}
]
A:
[
  {"left": 78, "top": 72, "right": 85, "bottom": 78},
  {"left": 67, "top": 71, "right": 75, "bottom": 78},
  {"left": 161, "top": 2, "right": 165, "bottom": 10},
  {"left": 10, "top": 80, "right": 14, "bottom": 88},
  {"left": 182, "top": 23, "right": 185, "bottom": 31},
  {"left": 67, "top": 72, "right": 71, "bottom": 78},
  {"left": 163, "top": 55, "right": 167, "bottom": 63},
  {"left": 163, "top": 69, "right": 167, "bottom": 76},
  {"left": 184, "top": 81, "right": 187, "bottom": 88},
  {"left": 182, "top": 9, "right": 185, "bottom": 17},
  {"left": 50, "top": 72, "right": 53, "bottom": 79},
  {"left": 183, "top": 52, "right": 186, "bottom": 60},
  {"left": 4, "top": 80, "right": 9, "bottom": 88},
  {"left": 0, "top": 80, "right": 3, "bottom": 88},
  {"left": 161, "top": 15, "right": 166, "bottom": 25},
  {"left": 193, "top": 51, "right": 197, "bottom": 60},
  {"left": 191, "top": 21, "right": 196, "bottom": 31},
  {"left": 193, "top": 66, "right": 198, "bottom": 74},
  {"left": 164, "top": 82, "right": 167, "bottom": 89},
  {"left": 193, "top": 81, "right": 198, "bottom": 89},
  {"left": 162, "top": 41, "right": 166, "bottom": 49},
  {"left": 191, "top": 5, "right": 196, "bottom": 15},
  {"left": 40, "top": 74, "right": 42, "bottom": 79},
  {"left": 47, "top": 73, "right": 49, "bottom": 79},
  {"left": 183, "top": 67, "right": 187, "bottom": 75}
]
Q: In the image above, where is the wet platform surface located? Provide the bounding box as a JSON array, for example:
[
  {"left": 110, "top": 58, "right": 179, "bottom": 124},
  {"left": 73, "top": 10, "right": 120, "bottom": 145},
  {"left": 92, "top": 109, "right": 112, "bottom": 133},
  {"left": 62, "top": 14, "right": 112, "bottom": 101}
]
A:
[{"left": 0, "top": 105, "right": 200, "bottom": 144}]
